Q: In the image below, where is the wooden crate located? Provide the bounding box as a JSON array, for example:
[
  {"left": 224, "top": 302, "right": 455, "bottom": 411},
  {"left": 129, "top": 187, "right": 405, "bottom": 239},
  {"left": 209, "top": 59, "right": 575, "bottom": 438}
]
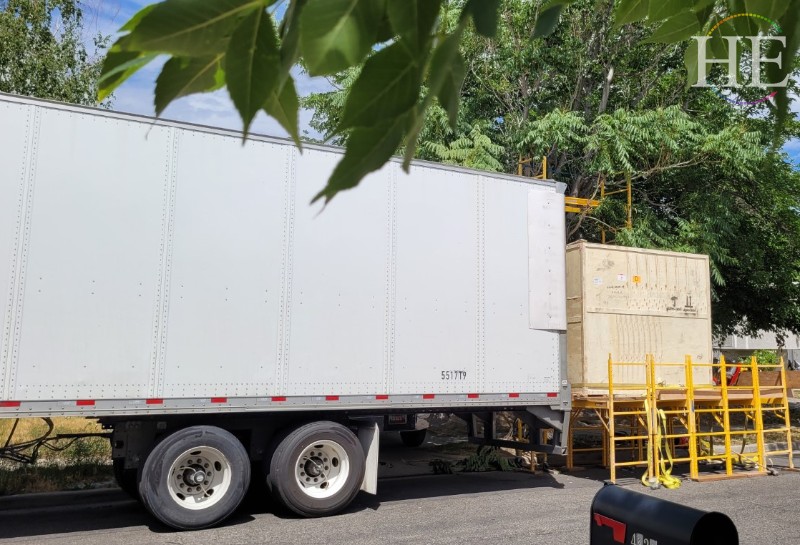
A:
[{"left": 566, "top": 241, "right": 713, "bottom": 394}]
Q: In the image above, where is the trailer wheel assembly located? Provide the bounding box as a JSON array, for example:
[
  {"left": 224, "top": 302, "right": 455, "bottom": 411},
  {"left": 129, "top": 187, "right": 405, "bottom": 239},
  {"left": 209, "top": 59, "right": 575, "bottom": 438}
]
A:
[
  {"left": 400, "top": 429, "right": 427, "bottom": 447},
  {"left": 267, "top": 421, "right": 365, "bottom": 517},
  {"left": 138, "top": 426, "right": 250, "bottom": 530}
]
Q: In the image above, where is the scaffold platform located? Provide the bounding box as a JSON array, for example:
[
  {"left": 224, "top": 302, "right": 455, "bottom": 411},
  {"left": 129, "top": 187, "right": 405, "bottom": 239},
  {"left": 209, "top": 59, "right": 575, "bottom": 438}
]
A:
[{"left": 567, "top": 355, "right": 796, "bottom": 486}]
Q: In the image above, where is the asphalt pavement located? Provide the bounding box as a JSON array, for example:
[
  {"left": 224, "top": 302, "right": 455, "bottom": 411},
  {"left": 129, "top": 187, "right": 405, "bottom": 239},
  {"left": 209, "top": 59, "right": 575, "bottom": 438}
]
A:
[{"left": 1, "top": 455, "right": 798, "bottom": 544}]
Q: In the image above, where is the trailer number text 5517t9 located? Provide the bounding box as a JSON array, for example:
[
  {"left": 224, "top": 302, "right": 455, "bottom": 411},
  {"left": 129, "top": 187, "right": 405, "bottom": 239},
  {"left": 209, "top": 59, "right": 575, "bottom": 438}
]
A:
[{"left": 441, "top": 371, "right": 467, "bottom": 380}]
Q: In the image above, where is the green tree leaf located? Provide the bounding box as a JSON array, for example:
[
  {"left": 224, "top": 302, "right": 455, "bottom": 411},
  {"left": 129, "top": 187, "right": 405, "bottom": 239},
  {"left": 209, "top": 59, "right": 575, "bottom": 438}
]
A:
[
  {"left": 614, "top": 0, "right": 649, "bottom": 28},
  {"left": 264, "top": 79, "right": 301, "bottom": 146},
  {"left": 683, "top": 39, "right": 699, "bottom": 87},
  {"left": 532, "top": 5, "right": 564, "bottom": 39},
  {"left": 299, "top": 0, "right": 385, "bottom": 76},
  {"left": 126, "top": 0, "right": 266, "bottom": 56},
  {"left": 278, "top": 0, "right": 306, "bottom": 77},
  {"left": 387, "top": 0, "right": 441, "bottom": 51},
  {"left": 98, "top": 42, "right": 158, "bottom": 102},
  {"left": 464, "top": 0, "right": 501, "bottom": 38},
  {"left": 725, "top": 0, "right": 759, "bottom": 36},
  {"left": 693, "top": 4, "right": 714, "bottom": 29},
  {"left": 225, "top": 8, "right": 280, "bottom": 133},
  {"left": 97, "top": 6, "right": 158, "bottom": 101},
  {"left": 154, "top": 55, "right": 224, "bottom": 115},
  {"left": 766, "top": 5, "right": 800, "bottom": 131},
  {"left": 648, "top": 0, "right": 692, "bottom": 23},
  {"left": 121, "top": 4, "right": 157, "bottom": 31},
  {"left": 428, "top": 31, "right": 466, "bottom": 128},
  {"left": 337, "top": 41, "right": 423, "bottom": 130},
  {"left": 313, "top": 115, "right": 406, "bottom": 204},
  {"left": 643, "top": 11, "right": 701, "bottom": 43},
  {"left": 744, "top": 0, "right": 790, "bottom": 22},
  {"left": 399, "top": 20, "right": 468, "bottom": 171}
]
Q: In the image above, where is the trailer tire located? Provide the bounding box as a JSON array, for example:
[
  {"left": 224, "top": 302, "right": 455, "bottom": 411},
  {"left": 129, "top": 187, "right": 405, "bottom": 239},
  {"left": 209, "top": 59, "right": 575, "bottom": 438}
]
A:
[
  {"left": 267, "top": 421, "right": 365, "bottom": 517},
  {"left": 138, "top": 426, "right": 250, "bottom": 530},
  {"left": 400, "top": 429, "right": 427, "bottom": 447}
]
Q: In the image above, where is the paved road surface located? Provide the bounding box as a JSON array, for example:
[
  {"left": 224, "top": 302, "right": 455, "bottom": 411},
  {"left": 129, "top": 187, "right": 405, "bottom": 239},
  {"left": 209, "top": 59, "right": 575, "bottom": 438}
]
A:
[{"left": 1, "top": 464, "right": 798, "bottom": 544}]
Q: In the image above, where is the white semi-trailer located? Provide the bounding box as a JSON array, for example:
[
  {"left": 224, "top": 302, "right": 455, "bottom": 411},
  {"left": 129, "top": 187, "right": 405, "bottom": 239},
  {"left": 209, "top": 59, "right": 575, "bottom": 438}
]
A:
[{"left": 0, "top": 93, "right": 569, "bottom": 530}]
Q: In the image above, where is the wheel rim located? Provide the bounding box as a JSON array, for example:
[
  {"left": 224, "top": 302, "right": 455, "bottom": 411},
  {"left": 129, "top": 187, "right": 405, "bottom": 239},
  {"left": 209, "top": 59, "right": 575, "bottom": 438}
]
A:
[
  {"left": 294, "top": 440, "right": 350, "bottom": 499},
  {"left": 166, "top": 446, "right": 232, "bottom": 510}
]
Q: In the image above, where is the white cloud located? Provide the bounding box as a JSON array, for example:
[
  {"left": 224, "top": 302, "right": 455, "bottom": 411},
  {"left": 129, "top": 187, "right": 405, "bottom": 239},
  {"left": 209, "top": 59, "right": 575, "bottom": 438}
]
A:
[
  {"left": 184, "top": 92, "right": 235, "bottom": 115},
  {"left": 291, "top": 66, "right": 335, "bottom": 97}
]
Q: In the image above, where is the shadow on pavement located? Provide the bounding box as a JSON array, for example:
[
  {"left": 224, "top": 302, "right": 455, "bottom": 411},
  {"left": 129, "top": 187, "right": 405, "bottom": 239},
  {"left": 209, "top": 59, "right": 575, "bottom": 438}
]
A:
[
  {"left": 0, "top": 496, "right": 262, "bottom": 539},
  {"left": 0, "top": 496, "right": 147, "bottom": 538},
  {"left": 0, "top": 469, "right": 575, "bottom": 538},
  {"left": 352, "top": 469, "right": 567, "bottom": 513}
]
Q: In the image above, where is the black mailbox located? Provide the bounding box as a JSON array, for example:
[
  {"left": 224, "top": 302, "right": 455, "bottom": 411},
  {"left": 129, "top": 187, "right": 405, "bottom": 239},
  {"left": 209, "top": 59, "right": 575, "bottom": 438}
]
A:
[{"left": 591, "top": 484, "right": 738, "bottom": 545}]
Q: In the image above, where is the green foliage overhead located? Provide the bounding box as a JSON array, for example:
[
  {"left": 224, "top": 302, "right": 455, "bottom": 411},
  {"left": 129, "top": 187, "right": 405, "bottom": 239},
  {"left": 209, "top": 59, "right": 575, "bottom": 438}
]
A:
[
  {"left": 0, "top": 0, "right": 108, "bottom": 105},
  {"left": 421, "top": 123, "right": 505, "bottom": 171},
  {"left": 100, "top": 0, "right": 799, "bottom": 203}
]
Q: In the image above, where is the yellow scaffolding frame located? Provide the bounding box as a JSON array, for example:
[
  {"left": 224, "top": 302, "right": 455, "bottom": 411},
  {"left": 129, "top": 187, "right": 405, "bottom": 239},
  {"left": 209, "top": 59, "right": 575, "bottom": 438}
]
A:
[
  {"left": 517, "top": 156, "right": 602, "bottom": 214},
  {"left": 568, "top": 354, "right": 796, "bottom": 485}
]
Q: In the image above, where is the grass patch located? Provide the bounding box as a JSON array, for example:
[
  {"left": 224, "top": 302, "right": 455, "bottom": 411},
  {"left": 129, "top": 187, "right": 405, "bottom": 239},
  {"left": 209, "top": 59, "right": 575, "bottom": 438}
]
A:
[
  {"left": 0, "top": 464, "right": 114, "bottom": 495},
  {"left": 0, "top": 417, "right": 112, "bottom": 495}
]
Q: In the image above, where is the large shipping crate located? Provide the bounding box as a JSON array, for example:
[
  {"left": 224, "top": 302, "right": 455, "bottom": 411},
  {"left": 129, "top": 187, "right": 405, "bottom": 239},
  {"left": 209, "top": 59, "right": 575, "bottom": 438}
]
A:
[{"left": 566, "top": 241, "right": 713, "bottom": 394}]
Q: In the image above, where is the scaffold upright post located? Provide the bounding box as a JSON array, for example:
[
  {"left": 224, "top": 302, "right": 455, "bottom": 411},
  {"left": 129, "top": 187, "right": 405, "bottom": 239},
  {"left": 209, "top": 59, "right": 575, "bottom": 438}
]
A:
[
  {"left": 750, "top": 356, "right": 767, "bottom": 472},
  {"left": 608, "top": 354, "right": 617, "bottom": 483},
  {"left": 720, "top": 355, "right": 733, "bottom": 475},
  {"left": 685, "top": 355, "right": 699, "bottom": 480},
  {"left": 779, "top": 358, "right": 795, "bottom": 469}
]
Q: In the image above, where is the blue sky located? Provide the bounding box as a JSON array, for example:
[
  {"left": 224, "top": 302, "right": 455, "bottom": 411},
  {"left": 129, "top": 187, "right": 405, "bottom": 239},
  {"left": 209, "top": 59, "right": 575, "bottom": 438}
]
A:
[
  {"left": 84, "top": 1, "right": 799, "bottom": 165},
  {"left": 84, "top": 0, "right": 331, "bottom": 138}
]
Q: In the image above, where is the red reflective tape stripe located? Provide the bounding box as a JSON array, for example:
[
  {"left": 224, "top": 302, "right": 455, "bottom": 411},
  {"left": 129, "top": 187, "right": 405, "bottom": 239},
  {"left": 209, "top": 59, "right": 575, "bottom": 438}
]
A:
[
  {"left": 146, "top": 398, "right": 163, "bottom": 405},
  {"left": 547, "top": 392, "right": 558, "bottom": 398},
  {"left": 508, "top": 393, "right": 520, "bottom": 398},
  {"left": 76, "top": 400, "right": 95, "bottom": 406},
  {"left": 210, "top": 397, "right": 227, "bottom": 404},
  {"left": 0, "top": 401, "right": 20, "bottom": 408},
  {"left": 375, "top": 395, "right": 389, "bottom": 400},
  {"left": 422, "top": 394, "right": 435, "bottom": 399},
  {"left": 271, "top": 396, "right": 286, "bottom": 402},
  {"left": 467, "top": 393, "right": 479, "bottom": 399},
  {"left": 593, "top": 514, "right": 626, "bottom": 544},
  {"left": 325, "top": 395, "right": 339, "bottom": 401}
]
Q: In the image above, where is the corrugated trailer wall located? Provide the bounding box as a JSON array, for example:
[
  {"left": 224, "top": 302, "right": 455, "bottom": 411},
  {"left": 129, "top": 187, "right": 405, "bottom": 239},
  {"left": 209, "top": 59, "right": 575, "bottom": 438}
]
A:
[
  {"left": 0, "top": 94, "right": 567, "bottom": 412},
  {"left": 566, "top": 241, "right": 713, "bottom": 394}
]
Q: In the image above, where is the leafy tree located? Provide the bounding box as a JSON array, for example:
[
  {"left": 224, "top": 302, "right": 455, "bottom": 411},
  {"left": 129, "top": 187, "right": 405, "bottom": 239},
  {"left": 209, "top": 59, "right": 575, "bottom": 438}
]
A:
[
  {"left": 421, "top": 123, "right": 505, "bottom": 171},
  {"left": 100, "top": 0, "right": 800, "bottom": 203},
  {"left": 0, "top": 0, "right": 108, "bottom": 105},
  {"left": 751, "top": 349, "right": 779, "bottom": 367}
]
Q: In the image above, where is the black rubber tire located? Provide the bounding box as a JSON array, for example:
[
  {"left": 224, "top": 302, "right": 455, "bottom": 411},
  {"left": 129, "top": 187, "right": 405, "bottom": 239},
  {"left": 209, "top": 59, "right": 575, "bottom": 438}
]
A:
[
  {"left": 266, "top": 421, "right": 365, "bottom": 518},
  {"left": 400, "top": 429, "right": 427, "bottom": 447},
  {"left": 138, "top": 426, "right": 251, "bottom": 530},
  {"left": 113, "top": 458, "right": 141, "bottom": 501}
]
